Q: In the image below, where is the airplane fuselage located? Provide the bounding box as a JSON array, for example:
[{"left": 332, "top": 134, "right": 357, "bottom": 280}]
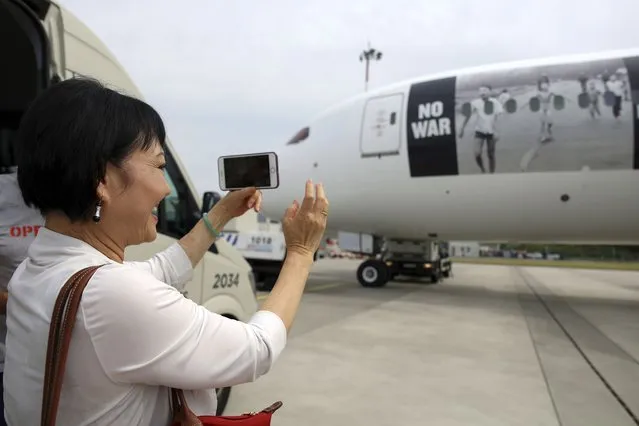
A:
[{"left": 263, "top": 48, "right": 639, "bottom": 245}]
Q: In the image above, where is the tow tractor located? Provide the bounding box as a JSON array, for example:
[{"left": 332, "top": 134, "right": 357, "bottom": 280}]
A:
[
  {"left": 338, "top": 232, "right": 452, "bottom": 287},
  {"left": 380, "top": 239, "right": 452, "bottom": 284}
]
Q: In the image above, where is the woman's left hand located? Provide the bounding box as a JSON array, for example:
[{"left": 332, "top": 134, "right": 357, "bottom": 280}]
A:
[{"left": 213, "top": 187, "right": 262, "bottom": 221}]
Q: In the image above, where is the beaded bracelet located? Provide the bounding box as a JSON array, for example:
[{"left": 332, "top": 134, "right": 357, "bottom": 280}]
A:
[{"left": 201, "top": 213, "right": 220, "bottom": 238}]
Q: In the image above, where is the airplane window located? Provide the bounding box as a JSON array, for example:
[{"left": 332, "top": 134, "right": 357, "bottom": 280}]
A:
[{"left": 286, "top": 126, "right": 310, "bottom": 145}]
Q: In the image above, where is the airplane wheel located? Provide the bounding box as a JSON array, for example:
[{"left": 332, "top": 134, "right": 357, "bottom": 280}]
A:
[{"left": 357, "top": 259, "right": 389, "bottom": 288}]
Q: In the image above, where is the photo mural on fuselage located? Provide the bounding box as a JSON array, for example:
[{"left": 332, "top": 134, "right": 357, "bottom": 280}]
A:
[
  {"left": 406, "top": 55, "right": 639, "bottom": 176},
  {"left": 625, "top": 55, "right": 639, "bottom": 170}
]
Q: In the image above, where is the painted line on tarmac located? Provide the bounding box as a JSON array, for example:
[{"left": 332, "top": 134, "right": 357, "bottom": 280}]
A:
[{"left": 256, "top": 281, "right": 346, "bottom": 301}]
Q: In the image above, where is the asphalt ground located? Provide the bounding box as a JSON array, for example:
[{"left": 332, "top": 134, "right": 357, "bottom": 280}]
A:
[{"left": 225, "top": 259, "right": 639, "bottom": 426}]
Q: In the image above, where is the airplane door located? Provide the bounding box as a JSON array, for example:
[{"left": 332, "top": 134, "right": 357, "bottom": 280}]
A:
[{"left": 359, "top": 93, "right": 404, "bottom": 158}]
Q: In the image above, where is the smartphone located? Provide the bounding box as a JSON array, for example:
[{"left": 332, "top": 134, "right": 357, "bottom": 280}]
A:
[{"left": 218, "top": 152, "right": 279, "bottom": 191}]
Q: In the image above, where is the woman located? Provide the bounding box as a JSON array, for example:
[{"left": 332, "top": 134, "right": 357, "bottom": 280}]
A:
[
  {"left": 0, "top": 167, "right": 45, "bottom": 426},
  {"left": 3, "top": 78, "right": 328, "bottom": 425},
  {"left": 519, "top": 77, "right": 557, "bottom": 172}
]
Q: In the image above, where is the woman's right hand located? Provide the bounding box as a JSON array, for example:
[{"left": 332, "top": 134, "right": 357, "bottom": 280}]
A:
[{"left": 281, "top": 180, "right": 328, "bottom": 258}]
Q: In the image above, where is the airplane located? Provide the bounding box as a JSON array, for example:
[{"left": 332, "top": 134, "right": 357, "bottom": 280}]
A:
[{"left": 260, "top": 47, "right": 639, "bottom": 288}]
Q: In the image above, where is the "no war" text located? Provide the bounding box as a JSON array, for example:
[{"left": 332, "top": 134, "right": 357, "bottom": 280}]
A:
[{"left": 410, "top": 101, "right": 452, "bottom": 139}]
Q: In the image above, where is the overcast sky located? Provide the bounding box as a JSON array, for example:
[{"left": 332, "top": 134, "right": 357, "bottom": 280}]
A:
[{"left": 59, "top": 0, "right": 639, "bottom": 196}]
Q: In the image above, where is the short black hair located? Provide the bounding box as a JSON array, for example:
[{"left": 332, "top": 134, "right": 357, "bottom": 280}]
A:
[{"left": 16, "top": 77, "right": 166, "bottom": 222}]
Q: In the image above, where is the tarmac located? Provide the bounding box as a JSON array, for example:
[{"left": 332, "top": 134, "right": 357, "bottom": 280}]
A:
[{"left": 224, "top": 259, "right": 639, "bottom": 426}]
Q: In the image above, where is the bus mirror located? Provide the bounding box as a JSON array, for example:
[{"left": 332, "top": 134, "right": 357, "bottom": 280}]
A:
[{"left": 202, "top": 191, "right": 222, "bottom": 214}]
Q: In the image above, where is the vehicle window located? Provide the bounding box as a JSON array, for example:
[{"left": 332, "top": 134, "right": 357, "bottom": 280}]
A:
[
  {"left": 163, "top": 169, "right": 178, "bottom": 223},
  {"left": 156, "top": 148, "right": 218, "bottom": 253},
  {"left": 161, "top": 168, "right": 187, "bottom": 238},
  {"left": 157, "top": 148, "right": 197, "bottom": 239}
]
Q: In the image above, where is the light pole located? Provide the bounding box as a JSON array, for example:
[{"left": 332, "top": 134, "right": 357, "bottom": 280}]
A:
[{"left": 359, "top": 42, "right": 382, "bottom": 92}]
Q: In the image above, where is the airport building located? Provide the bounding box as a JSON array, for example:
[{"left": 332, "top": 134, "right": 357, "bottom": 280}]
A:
[{"left": 449, "top": 241, "right": 480, "bottom": 257}]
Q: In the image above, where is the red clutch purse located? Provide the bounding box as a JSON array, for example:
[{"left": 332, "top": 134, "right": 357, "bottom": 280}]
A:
[
  {"left": 170, "top": 387, "right": 282, "bottom": 425},
  {"left": 41, "top": 265, "right": 283, "bottom": 426}
]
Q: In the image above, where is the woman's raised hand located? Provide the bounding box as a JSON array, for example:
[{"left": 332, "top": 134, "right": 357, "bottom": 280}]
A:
[
  {"left": 214, "top": 187, "right": 262, "bottom": 220},
  {"left": 281, "top": 180, "right": 329, "bottom": 258}
]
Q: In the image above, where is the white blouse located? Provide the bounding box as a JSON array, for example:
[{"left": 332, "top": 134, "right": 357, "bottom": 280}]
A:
[{"left": 3, "top": 227, "right": 287, "bottom": 426}]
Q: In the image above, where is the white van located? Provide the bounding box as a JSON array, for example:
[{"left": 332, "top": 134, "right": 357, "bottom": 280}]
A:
[
  {"left": 0, "top": 0, "right": 259, "bottom": 414},
  {"left": 220, "top": 209, "right": 287, "bottom": 291}
]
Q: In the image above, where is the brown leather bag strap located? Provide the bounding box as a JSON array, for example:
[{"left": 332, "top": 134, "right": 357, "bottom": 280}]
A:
[
  {"left": 41, "top": 267, "right": 91, "bottom": 422},
  {"left": 41, "top": 269, "right": 81, "bottom": 418},
  {"left": 40, "top": 265, "right": 105, "bottom": 426}
]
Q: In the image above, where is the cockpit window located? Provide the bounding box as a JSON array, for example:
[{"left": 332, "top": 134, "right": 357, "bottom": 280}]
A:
[{"left": 286, "top": 126, "right": 310, "bottom": 145}]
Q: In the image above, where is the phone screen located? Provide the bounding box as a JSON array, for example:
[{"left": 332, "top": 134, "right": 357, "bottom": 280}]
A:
[{"left": 223, "top": 154, "right": 271, "bottom": 188}]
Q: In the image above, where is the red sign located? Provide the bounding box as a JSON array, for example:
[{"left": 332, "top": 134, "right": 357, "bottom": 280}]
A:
[{"left": 9, "top": 225, "right": 42, "bottom": 238}]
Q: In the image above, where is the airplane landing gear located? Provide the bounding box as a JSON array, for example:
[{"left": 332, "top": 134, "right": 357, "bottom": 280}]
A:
[{"left": 357, "top": 259, "right": 389, "bottom": 287}]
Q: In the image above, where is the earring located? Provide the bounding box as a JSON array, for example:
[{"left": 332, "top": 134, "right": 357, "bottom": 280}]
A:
[{"left": 92, "top": 200, "right": 103, "bottom": 223}]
